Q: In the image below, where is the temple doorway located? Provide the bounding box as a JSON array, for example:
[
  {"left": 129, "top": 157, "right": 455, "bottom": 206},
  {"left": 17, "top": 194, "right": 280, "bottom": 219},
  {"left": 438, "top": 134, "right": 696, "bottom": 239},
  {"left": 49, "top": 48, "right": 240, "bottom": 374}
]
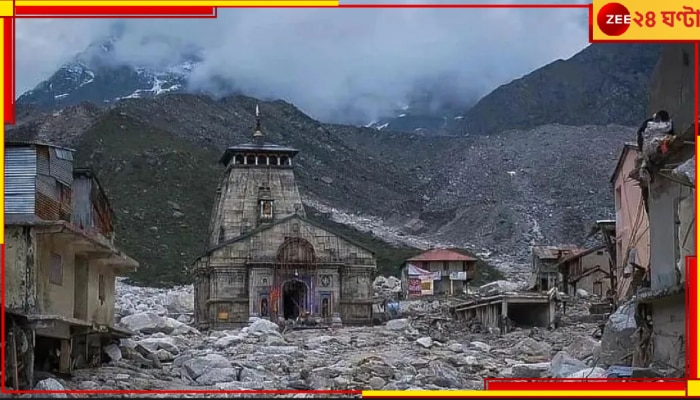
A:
[{"left": 282, "top": 280, "right": 307, "bottom": 320}]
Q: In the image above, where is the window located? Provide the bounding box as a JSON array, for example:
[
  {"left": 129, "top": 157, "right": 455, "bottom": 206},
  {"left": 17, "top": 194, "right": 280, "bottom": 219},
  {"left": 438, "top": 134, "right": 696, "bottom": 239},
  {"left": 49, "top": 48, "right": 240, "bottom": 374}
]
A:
[
  {"left": 54, "top": 148, "right": 73, "bottom": 161},
  {"left": 260, "top": 200, "right": 273, "bottom": 220},
  {"left": 49, "top": 253, "right": 63, "bottom": 285},
  {"left": 593, "top": 282, "right": 603, "bottom": 296},
  {"left": 614, "top": 186, "right": 622, "bottom": 211},
  {"left": 218, "top": 227, "right": 225, "bottom": 243},
  {"left": 98, "top": 274, "right": 106, "bottom": 305}
]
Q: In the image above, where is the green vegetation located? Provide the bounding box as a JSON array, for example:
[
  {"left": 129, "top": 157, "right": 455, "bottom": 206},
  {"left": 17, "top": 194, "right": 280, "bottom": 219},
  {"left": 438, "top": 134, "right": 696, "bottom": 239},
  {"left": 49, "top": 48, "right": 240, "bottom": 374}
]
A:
[
  {"left": 305, "top": 208, "right": 504, "bottom": 286},
  {"left": 71, "top": 110, "right": 503, "bottom": 288}
]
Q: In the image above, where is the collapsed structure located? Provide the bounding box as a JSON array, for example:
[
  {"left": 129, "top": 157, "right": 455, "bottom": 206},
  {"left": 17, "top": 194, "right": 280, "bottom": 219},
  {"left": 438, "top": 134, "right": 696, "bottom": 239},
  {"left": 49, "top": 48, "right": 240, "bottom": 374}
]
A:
[
  {"left": 193, "top": 108, "right": 376, "bottom": 330},
  {"left": 614, "top": 44, "right": 695, "bottom": 372},
  {"left": 400, "top": 248, "right": 478, "bottom": 298},
  {"left": 3, "top": 142, "right": 138, "bottom": 389}
]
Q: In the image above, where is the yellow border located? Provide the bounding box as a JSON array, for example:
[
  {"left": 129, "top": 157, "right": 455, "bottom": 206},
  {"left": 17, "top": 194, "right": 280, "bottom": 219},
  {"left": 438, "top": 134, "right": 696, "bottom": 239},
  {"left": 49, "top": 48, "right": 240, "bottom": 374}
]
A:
[
  {"left": 15, "top": 0, "right": 339, "bottom": 6},
  {"left": 2, "top": 4, "right": 700, "bottom": 397},
  {"left": 361, "top": 390, "right": 687, "bottom": 397},
  {"left": 0, "top": 17, "right": 4, "bottom": 244}
]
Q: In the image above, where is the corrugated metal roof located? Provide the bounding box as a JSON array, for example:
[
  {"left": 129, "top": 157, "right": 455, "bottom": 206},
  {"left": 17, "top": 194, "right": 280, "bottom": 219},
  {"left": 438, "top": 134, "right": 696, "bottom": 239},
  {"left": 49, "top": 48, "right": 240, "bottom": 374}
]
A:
[
  {"left": 406, "top": 249, "right": 476, "bottom": 262},
  {"left": 5, "top": 140, "right": 76, "bottom": 152},
  {"left": 5, "top": 147, "right": 37, "bottom": 214}
]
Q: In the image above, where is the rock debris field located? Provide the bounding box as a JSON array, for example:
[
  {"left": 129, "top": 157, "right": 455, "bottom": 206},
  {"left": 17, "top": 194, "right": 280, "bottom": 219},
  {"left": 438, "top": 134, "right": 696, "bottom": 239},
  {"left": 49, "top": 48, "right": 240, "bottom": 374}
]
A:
[{"left": 24, "top": 278, "right": 623, "bottom": 398}]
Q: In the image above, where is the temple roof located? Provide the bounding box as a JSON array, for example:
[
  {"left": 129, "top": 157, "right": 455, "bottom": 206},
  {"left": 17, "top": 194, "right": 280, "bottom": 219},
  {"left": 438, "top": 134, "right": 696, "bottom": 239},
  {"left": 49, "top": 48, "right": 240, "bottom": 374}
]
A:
[{"left": 219, "top": 141, "right": 299, "bottom": 165}]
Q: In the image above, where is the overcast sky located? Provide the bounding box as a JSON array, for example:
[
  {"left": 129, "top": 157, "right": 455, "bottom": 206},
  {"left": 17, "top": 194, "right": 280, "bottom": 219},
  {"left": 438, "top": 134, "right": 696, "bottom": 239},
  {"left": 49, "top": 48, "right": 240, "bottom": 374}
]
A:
[{"left": 15, "top": 3, "right": 590, "bottom": 123}]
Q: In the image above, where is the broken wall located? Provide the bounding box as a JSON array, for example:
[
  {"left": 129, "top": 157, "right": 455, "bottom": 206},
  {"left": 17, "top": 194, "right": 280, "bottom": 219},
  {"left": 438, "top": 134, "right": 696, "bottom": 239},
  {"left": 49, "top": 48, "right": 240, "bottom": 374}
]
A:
[
  {"left": 648, "top": 44, "right": 696, "bottom": 132},
  {"left": 648, "top": 178, "right": 692, "bottom": 290},
  {"left": 34, "top": 234, "right": 76, "bottom": 320},
  {"left": 676, "top": 191, "right": 695, "bottom": 283},
  {"left": 651, "top": 293, "right": 685, "bottom": 371},
  {"left": 86, "top": 260, "right": 117, "bottom": 326},
  {"left": 4, "top": 226, "right": 37, "bottom": 313}
]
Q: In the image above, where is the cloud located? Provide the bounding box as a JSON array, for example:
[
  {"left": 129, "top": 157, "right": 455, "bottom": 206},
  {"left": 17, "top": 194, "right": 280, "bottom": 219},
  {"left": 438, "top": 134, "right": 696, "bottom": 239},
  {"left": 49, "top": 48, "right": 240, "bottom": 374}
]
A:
[{"left": 15, "top": 4, "right": 589, "bottom": 123}]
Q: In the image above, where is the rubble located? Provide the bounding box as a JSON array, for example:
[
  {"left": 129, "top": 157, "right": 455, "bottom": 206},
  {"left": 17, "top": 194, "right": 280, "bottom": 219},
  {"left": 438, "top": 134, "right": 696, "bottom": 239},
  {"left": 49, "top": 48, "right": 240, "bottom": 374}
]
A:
[{"left": 31, "top": 278, "right": 639, "bottom": 395}]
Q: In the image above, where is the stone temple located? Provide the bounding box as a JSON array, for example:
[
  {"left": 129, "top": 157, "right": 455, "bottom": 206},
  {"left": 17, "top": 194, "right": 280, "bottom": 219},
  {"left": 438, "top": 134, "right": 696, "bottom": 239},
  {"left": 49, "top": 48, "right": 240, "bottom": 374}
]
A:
[{"left": 193, "top": 107, "right": 376, "bottom": 330}]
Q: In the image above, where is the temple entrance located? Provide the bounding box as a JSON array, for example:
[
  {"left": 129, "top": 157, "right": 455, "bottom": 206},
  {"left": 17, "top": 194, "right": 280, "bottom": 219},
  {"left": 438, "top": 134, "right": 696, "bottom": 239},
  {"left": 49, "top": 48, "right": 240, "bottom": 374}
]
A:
[{"left": 282, "top": 280, "right": 307, "bottom": 320}]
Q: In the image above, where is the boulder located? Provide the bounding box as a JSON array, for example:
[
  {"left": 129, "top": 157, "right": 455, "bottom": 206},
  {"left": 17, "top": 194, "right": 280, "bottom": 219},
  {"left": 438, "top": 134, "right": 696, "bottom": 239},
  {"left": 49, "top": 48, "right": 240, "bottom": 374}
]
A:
[
  {"left": 166, "top": 292, "right": 194, "bottom": 314},
  {"left": 386, "top": 318, "right": 410, "bottom": 331},
  {"left": 119, "top": 312, "right": 185, "bottom": 335},
  {"left": 599, "top": 301, "right": 637, "bottom": 366},
  {"left": 550, "top": 351, "right": 587, "bottom": 378},
  {"left": 511, "top": 362, "right": 551, "bottom": 378}
]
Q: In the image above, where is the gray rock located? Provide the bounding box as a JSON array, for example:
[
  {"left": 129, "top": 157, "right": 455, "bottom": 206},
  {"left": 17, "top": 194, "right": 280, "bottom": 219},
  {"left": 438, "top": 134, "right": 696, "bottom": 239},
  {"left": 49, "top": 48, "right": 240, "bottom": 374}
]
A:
[
  {"left": 196, "top": 367, "right": 241, "bottom": 385},
  {"left": 600, "top": 301, "right": 637, "bottom": 366},
  {"left": 103, "top": 344, "right": 122, "bottom": 362},
  {"left": 550, "top": 351, "right": 587, "bottom": 378},
  {"left": 513, "top": 337, "right": 552, "bottom": 361},
  {"left": 386, "top": 318, "right": 410, "bottom": 331},
  {"left": 368, "top": 376, "right": 386, "bottom": 390},
  {"left": 511, "top": 362, "right": 551, "bottom": 378},
  {"left": 469, "top": 341, "right": 491, "bottom": 352},
  {"left": 566, "top": 367, "right": 607, "bottom": 378},
  {"left": 447, "top": 343, "right": 463, "bottom": 353},
  {"left": 214, "top": 334, "right": 245, "bottom": 349},
  {"left": 183, "top": 354, "right": 232, "bottom": 380},
  {"left": 249, "top": 319, "right": 280, "bottom": 335},
  {"left": 564, "top": 336, "right": 600, "bottom": 360},
  {"left": 34, "top": 378, "right": 67, "bottom": 397},
  {"left": 119, "top": 312, "right": 184, "bottom": 335}
]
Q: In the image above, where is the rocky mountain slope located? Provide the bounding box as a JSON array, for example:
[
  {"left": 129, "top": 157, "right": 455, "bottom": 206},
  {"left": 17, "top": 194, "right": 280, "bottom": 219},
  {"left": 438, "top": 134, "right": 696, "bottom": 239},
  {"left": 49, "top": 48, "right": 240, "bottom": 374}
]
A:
[
  {"left": 16, "top": 38, "right": 199, "bottom": 110},
  {"left": 19, "top": 39, "right": 660, "bottom": 136},
  {"left": 448, "top": 44, "right": 663, "bottom": 136},
  {"left": 7, "top": 93, "right": 635, "bottom": 285}
]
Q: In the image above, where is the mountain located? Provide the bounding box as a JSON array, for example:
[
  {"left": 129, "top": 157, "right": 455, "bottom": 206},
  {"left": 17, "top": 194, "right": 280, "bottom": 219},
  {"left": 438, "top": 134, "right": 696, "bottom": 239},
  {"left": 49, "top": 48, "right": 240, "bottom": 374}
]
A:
[
  {"left": 7, "top": 95, "right": 632, "bottom": 286},
  {"left": 447, "top": 44, "right": 664, "bottom": 136},
  {"left": 9, "top": 41, "right": 661, "bottom": 287},
  {"left": 16, "top": 38, "right": 198, "bottom": 110},
  {"left": 18, "top": 39, "right": 661, "bottom": 136}
]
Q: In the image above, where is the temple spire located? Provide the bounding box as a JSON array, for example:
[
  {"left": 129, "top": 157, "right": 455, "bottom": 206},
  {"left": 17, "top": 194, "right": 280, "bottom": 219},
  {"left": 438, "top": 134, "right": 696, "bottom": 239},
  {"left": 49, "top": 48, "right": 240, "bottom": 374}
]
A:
[{"left": 253, "top": 104, "right": 264, "bottom": 138}]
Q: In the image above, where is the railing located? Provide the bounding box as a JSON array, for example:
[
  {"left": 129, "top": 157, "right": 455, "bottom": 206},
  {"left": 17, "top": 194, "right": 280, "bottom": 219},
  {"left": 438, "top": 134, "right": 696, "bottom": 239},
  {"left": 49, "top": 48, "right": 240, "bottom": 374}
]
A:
[{"left": 245, "top": 255, "right": 375, "bottom": 266}]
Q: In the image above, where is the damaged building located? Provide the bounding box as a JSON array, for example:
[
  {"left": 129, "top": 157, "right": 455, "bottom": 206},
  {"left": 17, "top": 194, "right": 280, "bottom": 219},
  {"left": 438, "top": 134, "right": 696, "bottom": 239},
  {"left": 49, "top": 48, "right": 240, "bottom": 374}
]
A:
[
  {"left": 3, "top": 141, "right": 139, "bottom": 389},
  {"left": 452, "top": 288, "right": 557, "bottom": 331},
  {"left": 555, "top": 245, "right": 612, "bottom": 297},
  {"left": 626, "top": 44, "right": 696, "bottom": 372},
  {"left": 193, "top": 109, "right": 376, "bottom": 330},
  {"left": 400, "top": 249, "right": 478, "bottom": 298},
  {"left": 611, "top": 143, "right": 651, "bottom": 304},
  {"left": 528, "top": 245, "right": 580, "bottom": 291}
]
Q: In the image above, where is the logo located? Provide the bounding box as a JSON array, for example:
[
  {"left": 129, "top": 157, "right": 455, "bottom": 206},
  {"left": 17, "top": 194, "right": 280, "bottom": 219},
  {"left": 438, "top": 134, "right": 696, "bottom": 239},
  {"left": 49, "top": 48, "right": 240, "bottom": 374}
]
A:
[{"left": 597, "top": 2, "right": 632, "bottom": 36}]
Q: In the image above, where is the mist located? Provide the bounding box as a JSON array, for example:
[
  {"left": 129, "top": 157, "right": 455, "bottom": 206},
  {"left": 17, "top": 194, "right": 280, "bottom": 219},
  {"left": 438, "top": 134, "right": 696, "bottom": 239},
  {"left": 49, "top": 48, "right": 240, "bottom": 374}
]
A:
[{"left": 15, "top": 5, "right": 590, "bottom": 124}]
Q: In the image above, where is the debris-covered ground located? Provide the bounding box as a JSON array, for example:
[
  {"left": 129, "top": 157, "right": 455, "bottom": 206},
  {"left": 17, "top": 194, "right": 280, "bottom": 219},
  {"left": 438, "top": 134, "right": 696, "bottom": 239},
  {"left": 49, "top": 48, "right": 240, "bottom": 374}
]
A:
[{"left": 23, "top": 277, "right": 645, "bottom": 398}]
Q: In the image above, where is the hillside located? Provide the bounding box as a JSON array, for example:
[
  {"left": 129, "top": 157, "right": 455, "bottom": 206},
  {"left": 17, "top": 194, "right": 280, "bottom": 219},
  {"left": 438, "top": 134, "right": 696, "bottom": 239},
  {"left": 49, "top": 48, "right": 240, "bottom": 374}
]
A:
[
  {"left": 19, "top": 40, "right": 660, "bottom": 136},
  {"left": 448, "top": 44, "right": 663, "bottom": 136},
  {"left": 8, "top": 94, "right": 635, "bottom": 285}
]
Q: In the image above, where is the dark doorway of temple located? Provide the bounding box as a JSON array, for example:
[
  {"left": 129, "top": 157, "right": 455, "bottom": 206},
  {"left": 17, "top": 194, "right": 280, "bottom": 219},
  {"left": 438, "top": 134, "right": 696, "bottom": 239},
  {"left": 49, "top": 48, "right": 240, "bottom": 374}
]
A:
[{"left": 283, "top": 280, "right": 307, "bottom": 319}]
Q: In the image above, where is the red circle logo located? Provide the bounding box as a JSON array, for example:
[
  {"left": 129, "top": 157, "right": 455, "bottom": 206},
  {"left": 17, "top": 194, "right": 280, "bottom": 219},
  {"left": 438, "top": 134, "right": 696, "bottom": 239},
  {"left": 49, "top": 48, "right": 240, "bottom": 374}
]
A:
[{"left": 597, "top": 2, "right": 631, "bottom": 37}]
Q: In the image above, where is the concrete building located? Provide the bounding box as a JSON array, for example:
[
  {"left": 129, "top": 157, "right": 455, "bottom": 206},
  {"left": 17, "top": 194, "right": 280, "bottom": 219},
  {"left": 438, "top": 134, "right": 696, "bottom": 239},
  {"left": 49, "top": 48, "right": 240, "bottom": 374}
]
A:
[
  {"left": 610, "top": 143, "right": 650, "bottom": 303},
  {"left": 555, "top": 244, "right": 612, "bottom": 297},
  {"left": 529, "top": 245, "right": 580, "bottom": 291},
  {"left": 3, "top": 142, "right": 138, "bottom": 389},
  {"left": 628, "top": 44, "right": 695, "bottom": 372},
  {"left": 400, "top": 249, "right": 477, "bottom": 298},
  {"left": 193, "top": 109, "right": 376, "bottom": 329},
  {"left": 452, "top": 289, "right": 557, "bottom": 331}
]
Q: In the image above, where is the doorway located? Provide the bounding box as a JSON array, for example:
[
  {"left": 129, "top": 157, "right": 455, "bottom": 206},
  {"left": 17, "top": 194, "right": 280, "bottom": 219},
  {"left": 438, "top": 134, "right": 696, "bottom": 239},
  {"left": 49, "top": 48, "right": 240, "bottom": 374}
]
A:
[{"left": 282, "top": 280, "right": 307, "bottom": 319}]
